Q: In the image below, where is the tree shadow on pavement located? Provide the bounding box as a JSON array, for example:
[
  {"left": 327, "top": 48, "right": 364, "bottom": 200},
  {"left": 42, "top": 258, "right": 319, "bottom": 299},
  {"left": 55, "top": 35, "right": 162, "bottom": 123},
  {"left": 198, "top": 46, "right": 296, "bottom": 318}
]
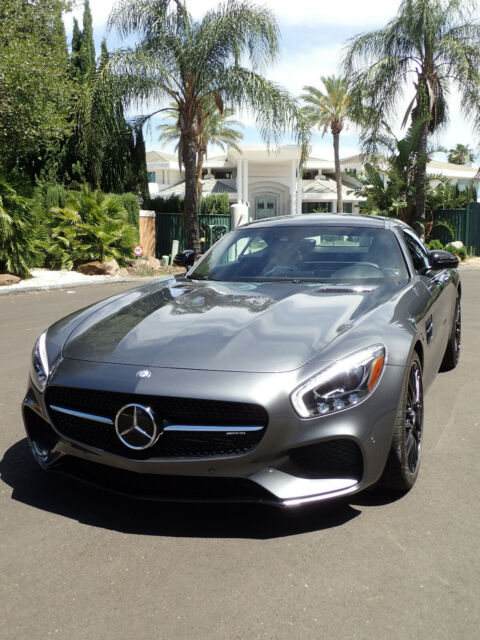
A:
[{"left": 1, "top": 439, "right": 361, "bottom": 539}]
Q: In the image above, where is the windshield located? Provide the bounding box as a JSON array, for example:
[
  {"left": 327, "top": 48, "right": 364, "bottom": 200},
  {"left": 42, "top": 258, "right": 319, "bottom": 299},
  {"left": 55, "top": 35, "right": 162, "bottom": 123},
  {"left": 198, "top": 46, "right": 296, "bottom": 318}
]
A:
[{"left": 188, "top": 225, "right": 409, "bottom": 283}]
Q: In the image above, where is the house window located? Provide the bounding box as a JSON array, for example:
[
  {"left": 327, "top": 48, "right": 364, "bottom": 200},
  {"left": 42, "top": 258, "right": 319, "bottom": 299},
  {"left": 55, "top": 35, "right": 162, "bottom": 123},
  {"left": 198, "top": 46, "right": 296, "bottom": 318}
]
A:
[
  {"left": 147, "top": 171, "right": 156, "bottom": 183},
  {"left": 302, "top": 202, "right": 332, "bottom": 213},
  {"left": 342, "top": 203, "right": 353, "bottom": 213},
  {"left": 302, "top": 170, "right": 318, "bottom": 180},
  {"left": 214, "top": 171, "right": 232, "bottom": 179}
]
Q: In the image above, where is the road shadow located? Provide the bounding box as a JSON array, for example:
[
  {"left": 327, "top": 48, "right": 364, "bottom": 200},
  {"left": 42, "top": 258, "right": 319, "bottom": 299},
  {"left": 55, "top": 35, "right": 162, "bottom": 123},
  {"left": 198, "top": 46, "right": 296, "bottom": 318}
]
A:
[{"left": 1, "top": 439, "right": 361, "bottom": 539}]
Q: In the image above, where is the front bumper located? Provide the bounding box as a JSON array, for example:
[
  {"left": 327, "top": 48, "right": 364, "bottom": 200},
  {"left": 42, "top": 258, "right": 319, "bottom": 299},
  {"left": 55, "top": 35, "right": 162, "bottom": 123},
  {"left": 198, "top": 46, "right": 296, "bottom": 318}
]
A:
[{"left": 22, "top": 360, "right": 406, "bottom": 506}]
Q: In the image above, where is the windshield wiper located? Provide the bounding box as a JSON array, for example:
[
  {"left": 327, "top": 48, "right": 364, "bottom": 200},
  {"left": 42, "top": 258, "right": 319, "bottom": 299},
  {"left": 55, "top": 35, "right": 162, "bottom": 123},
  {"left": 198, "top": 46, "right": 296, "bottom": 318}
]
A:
[{"left": 185, "top": 274, "right": 215, "bottom": 281}]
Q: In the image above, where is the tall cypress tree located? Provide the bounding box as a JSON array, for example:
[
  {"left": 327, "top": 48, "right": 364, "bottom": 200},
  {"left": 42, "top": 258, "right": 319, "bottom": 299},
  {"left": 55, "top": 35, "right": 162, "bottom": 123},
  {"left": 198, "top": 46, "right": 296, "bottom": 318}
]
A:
[
  {"left": 70, "top": 18, "right": 82, "bottom": 78},
  {"left": 64, "top": 5, "right": 147, "bottom": 195},
  {"left": 132, "top": 128, "right": 149, "bottom": 200},
  {"left": 79, "top": 0, "right": 95, "bottom": 79}
]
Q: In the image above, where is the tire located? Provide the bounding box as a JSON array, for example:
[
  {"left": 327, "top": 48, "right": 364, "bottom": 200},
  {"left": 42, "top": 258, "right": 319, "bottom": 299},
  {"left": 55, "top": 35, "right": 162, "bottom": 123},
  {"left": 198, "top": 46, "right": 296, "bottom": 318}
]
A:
[
  {"left": 439, "top": 296, "right": 461, "bottom": 372},
  {"left": 381, "top": 352, "right": 423, "bottom": 491}
]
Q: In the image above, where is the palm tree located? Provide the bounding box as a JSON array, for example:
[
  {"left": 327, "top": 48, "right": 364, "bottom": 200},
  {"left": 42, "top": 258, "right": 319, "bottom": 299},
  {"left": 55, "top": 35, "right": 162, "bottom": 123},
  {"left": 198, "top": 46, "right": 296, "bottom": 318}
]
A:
[
  {"left": 343, "top": 0, "right": 480, "bottom": 221},
  {"left": 157, "top": 99, "right": 243, "bottom": 195},
  {"left": 104, "top": 0, "right": 308, "bottom": 252},
  {"left": 301, "top": 76, "right": 351, "bottom": 213},
  {"left": 447, "top": 143, "right": 477, "bottom": 165}
]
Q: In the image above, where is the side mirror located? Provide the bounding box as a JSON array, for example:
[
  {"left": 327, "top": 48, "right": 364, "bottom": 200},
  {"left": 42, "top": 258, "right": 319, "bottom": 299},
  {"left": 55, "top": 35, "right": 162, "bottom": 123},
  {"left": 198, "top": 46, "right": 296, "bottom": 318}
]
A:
[
  {"left": 173, "top": 250, "right": 196, "bottom": 268},
  {"left": 428, "top": 250, "right": 459, "bottom": 270}
]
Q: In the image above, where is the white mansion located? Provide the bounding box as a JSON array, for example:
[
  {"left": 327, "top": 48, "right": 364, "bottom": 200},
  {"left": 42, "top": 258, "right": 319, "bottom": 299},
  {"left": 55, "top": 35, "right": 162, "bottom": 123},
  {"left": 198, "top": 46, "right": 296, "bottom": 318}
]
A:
[{"left": 146, "top": 144, "right": 480, "bottom": 220}]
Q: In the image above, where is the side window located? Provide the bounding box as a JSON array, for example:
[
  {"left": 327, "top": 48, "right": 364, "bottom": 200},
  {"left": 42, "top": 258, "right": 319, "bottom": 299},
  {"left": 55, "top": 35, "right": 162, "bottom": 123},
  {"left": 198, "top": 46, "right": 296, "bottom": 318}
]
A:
[{"left": 403, "top": 231, "right": 429, "bottom": 274}]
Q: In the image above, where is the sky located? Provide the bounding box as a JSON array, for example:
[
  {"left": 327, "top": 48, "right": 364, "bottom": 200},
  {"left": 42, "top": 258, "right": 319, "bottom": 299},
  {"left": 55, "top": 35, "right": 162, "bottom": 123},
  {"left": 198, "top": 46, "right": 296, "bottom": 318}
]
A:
[{"left": 64, "top": 0, "right": 478, "bottom": 161}]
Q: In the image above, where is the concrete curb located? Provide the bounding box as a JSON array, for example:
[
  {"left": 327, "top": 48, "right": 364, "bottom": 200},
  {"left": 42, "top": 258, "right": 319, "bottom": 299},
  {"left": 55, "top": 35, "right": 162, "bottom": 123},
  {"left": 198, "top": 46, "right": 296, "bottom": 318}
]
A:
[{"left": 0, "top": 275, "right": 167, "bottom": 296}]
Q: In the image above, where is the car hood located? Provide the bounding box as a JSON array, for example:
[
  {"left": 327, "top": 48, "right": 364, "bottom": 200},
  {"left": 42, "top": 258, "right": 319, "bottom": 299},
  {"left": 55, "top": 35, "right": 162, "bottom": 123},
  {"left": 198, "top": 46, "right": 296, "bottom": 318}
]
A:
[{"left": 62, "top": 278, "right": 401, "bottom": 373}]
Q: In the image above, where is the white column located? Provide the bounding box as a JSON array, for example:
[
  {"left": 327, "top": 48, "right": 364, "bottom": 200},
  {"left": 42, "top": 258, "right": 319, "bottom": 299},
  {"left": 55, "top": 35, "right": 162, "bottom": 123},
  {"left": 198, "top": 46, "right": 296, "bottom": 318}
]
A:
[
  {"left": 236, "top": 159, "right": 243, "bottom": 204},
  {"left": 290, "top": 160, "right": 296, "bottom": 215},
  {"left": 296, "top": 163, "right": 303, "bottom": 214},
  {"left": 243, "top": 160, "right": 249, "bottom": 217}
]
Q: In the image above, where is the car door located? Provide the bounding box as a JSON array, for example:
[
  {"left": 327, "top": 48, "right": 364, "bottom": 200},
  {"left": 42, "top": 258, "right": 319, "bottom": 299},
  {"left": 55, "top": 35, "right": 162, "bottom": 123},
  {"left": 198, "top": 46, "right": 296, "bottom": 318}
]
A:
[{"left": 402, "top": 230, "right": 453, "bottom": 387}]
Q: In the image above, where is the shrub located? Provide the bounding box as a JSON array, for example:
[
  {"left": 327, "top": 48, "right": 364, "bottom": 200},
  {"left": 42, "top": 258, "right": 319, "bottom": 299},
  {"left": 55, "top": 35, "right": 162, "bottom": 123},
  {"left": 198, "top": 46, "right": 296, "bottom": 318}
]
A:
[
  {"left": 0, "top": 175, "right": 40, "bottom": 278},
  {"left": 445, "top": 244, "right": 468, "bottom": 261},
  {"left": 118, "top": 192, "right": 140, "bottom": 228},
  {"left": 34, "top": 182, "right": 67, "bottom": 211},
  {"left": 144, "top": 194, "right": 184, "bottom": 213},
  {"left": 143, "top": 193, "right": 230, "bottom": 215},
  {"left": 426, "top": 239, "right": 444, "bottom": 251},
  {"left": 200, "top": 193, "right": 230, "bottom": 215},
  {"left": 430, "top": 221, "right": 455, "bottom": 244},
  {"left": 42, "top": 185, "right": 138, "bottom": 269}
]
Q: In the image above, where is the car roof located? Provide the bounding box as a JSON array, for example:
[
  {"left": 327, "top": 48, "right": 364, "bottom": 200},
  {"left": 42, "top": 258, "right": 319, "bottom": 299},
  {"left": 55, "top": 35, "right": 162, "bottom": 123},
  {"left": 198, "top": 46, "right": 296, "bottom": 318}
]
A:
[{"left": 239, "top": 213, "right": 405, "bottom": 230}]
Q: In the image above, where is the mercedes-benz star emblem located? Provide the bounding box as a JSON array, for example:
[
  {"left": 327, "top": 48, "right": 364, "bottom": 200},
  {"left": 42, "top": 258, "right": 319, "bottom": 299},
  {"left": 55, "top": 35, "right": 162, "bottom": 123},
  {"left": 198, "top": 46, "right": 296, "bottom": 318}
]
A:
[
  {"left": 115, "top": 404, "right": 158, "bottom": 450},
  {"left": 136, "top": 369, "right": 151, "bottom": 379}
]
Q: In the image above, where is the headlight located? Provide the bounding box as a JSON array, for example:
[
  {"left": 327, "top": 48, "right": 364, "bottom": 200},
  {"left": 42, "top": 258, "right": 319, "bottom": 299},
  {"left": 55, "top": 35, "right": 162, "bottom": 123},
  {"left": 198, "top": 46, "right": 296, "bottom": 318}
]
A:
[
  {"left": 31, "top": 332, "right": 50, "bottom": 392},
  {"left": 291, "top": 345, "right": 385, "bottom": 418}
]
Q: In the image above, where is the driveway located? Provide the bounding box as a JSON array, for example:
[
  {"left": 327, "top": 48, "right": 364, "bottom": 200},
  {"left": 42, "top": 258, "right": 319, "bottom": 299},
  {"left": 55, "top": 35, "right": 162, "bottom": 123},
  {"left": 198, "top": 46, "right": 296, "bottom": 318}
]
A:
[{"left": 0, "top": 275, "right": 479, "bottom": 640}]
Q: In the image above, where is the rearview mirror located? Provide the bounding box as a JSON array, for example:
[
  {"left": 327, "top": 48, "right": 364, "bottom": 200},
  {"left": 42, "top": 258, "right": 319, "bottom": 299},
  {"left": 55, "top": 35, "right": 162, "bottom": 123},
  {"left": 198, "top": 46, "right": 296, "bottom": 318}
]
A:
[{"left": 428, "top": 250, "right": 459, "bottom": 270}]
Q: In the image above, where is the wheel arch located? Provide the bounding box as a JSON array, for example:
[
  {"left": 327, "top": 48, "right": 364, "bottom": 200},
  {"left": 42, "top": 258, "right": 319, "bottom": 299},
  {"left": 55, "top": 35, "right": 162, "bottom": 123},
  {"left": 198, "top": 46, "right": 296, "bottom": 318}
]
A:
[{"left": 413, "top": 340, "right": 424, "bottom": 371}]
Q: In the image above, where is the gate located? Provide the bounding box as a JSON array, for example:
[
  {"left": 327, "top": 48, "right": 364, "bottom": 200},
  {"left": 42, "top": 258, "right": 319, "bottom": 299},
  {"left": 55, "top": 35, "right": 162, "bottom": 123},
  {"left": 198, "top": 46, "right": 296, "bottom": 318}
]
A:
[
  {"left": 433, "top": 202, "right": 480, "bottom": 255},
  {"left": 155, "top": 213, "right": 232, "bottom": 259}
]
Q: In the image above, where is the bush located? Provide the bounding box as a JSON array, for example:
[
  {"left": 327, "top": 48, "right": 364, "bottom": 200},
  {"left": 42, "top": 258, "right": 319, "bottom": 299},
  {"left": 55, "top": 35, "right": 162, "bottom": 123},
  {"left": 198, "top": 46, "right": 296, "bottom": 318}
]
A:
[
  {"left": 143, "top": 192, "right": 231, "bottom": 215},
  {"left": 430, "top": 221, "right": 454, "bottom": 244},
  {"left": 426, "top": 239, "right": 444, "bottom": 251},
  {"left": 144, "top": 194, "right": 184, "bottom": 213},
  {"left": 445, "top": 244, "right": 468, "bottom": 261},
  {"left": 42, "top": 185, "right": 138, "bottom": 269},
  {"left": 118, "top": 192, "right": 140, "bottom": 228},
  {"left": 0, "top": 175, "right": 40, "bottom": 278},
  {"left": 200, "top": 193, "right": 230, "bottom": 215},
  {"left": 34, "top": 182, "right": 67, "bottom": 211}
]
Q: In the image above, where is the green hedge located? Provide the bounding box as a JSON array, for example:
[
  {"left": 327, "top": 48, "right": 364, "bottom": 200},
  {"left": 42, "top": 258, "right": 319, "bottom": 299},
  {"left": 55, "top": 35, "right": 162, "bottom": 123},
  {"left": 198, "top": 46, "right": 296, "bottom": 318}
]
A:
[{"left": 144, "top": 192, "right": 230, "bottom": 215}]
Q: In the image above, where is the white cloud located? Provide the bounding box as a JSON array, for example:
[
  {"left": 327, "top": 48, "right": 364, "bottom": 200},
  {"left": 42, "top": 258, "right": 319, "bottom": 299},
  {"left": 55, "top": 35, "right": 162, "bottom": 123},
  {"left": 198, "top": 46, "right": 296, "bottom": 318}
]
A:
[
  {"left": 268, "top": 43, "right": 345, "bottom": 96},
  {"left": 67, "top": 0, "right": 402, "bottom": 32},
  {"left": 188, "top": 0, "right": 402, "bottom": 27}
]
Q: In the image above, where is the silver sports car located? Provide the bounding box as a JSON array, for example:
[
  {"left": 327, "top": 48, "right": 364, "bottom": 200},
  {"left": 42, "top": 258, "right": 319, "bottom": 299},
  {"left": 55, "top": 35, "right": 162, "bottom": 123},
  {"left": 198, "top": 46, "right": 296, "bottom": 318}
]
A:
[{"left": 22, "top": 214, "right": 461, "bottom": 506}]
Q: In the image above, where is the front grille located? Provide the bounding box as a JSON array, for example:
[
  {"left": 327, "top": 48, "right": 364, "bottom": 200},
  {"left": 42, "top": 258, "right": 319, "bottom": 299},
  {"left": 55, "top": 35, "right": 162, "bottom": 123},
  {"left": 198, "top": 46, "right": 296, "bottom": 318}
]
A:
[
  {"left": 45, "top": 386, "right": 268, "bottom": 459},
  {"left": 288, "top": 439, "right": 363, "bottom": 480}
]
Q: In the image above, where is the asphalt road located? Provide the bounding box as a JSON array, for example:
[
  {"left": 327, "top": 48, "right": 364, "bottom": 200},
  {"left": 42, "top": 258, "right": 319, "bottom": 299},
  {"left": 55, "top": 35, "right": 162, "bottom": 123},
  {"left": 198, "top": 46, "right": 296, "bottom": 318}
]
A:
[{"left": 0, "top": 274, "right": 479, "bottom": 640}]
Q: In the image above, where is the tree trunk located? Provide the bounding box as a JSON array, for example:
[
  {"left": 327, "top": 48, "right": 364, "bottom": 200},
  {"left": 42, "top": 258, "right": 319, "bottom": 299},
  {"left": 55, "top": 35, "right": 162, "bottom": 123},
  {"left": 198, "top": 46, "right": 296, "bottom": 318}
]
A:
[
  {"left": 414, "top": 118, "right": 429, "bottom": 222},
  {"left": 333, "top": 129, "right": 342, "bottom": 213},
  {"left": 182, "top": 131, "right": 201, "bottom": 253}
]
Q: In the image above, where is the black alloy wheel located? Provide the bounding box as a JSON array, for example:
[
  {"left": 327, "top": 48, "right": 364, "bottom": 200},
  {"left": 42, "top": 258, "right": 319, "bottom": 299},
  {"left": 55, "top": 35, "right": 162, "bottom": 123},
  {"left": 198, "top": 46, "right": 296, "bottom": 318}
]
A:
[
  {"left": 404, "top": 360, "right": 423, "bottom": 475},
  {"left": 440, "top": 296, "right": 461, "bottom": 372},
  {"left": 381, "top": 352, "right": 424, "bottom": 491}
]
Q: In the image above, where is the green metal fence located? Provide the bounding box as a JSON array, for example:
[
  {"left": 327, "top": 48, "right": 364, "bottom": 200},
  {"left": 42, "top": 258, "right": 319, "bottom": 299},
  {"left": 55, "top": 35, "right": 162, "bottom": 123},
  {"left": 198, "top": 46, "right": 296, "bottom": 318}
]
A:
[
  {"left": 433, "top": 202, "right": 480, "bottom": 255},
  {"left": 155, "top": 213, "right": 232, "bottom": 259}
]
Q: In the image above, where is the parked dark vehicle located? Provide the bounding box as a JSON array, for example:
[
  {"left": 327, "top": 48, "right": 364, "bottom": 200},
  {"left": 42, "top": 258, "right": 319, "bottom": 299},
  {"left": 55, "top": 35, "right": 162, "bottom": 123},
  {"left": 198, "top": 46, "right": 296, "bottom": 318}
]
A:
[{"left": 23, "top": 214, "right": 461, "bottom": 506}]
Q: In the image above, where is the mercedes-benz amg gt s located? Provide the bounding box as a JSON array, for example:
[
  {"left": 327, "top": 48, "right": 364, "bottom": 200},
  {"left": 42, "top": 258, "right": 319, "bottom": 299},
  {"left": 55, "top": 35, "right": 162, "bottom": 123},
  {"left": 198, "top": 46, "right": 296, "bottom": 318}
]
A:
[{"left": 22, "top": 214, "right": 461, "bottom": 506}]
